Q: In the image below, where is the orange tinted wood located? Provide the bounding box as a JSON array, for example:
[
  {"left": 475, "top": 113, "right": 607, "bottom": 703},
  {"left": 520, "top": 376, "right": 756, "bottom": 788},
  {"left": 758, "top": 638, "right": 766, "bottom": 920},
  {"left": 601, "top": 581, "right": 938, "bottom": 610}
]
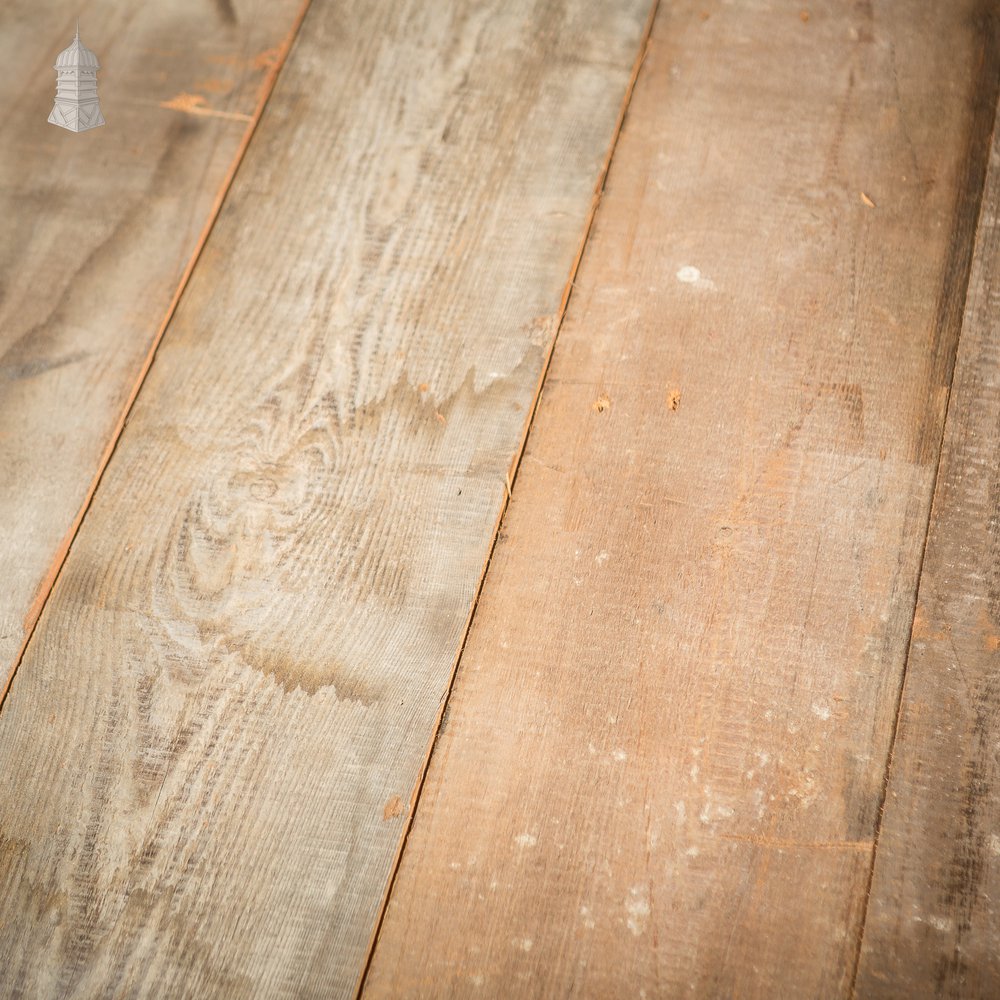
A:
[{"left": 363, "top": 1, "right": 998, "bottom": 996}]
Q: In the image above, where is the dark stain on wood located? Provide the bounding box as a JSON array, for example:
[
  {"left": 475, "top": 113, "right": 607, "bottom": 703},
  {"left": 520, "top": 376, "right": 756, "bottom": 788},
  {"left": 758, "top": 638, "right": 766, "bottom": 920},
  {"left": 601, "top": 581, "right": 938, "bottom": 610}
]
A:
[
  {"left": 213, "top": 0, "right": 238, "bottom": 25},
  {"left": 911, "top": 4, "right": 999, "bottom": 465}
]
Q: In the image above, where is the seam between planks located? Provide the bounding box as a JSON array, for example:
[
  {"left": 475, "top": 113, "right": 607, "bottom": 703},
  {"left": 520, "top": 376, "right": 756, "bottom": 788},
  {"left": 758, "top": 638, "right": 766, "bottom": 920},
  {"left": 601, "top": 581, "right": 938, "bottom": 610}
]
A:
[
  {"left": 352, "top": 1, "right": 663, "bottom": 995},
  {"left": 846, "top": 82, "right": 1000, "bottom": 1000},
  {"left": 0, "top": 0, "right": 316, "bottom": 713}
]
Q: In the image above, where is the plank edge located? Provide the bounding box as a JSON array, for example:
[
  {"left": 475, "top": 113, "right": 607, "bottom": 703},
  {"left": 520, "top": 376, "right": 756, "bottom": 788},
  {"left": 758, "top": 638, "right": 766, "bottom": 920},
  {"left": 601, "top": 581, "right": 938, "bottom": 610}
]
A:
[
  {"left": 353, "top": 1, "right": 663, "bottom": 995},
  {"left": 846, "top": 79, "right": 1000, "bottom": 1000}
]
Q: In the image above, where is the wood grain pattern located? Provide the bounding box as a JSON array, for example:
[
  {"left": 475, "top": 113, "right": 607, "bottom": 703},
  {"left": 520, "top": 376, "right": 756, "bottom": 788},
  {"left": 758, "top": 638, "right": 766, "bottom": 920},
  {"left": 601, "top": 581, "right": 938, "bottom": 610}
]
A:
[
  {"left": 0, "top": 1, "right": 651, "bottom": 996},
  {"left": 854, "top": 84, "right": 1000, "bottom": 1000},
  {"left": 362, "top": 2, "right": 999, "bottom": 996},
  {"left": 0, "top": 0, "right": 308, "bottom": 683}
]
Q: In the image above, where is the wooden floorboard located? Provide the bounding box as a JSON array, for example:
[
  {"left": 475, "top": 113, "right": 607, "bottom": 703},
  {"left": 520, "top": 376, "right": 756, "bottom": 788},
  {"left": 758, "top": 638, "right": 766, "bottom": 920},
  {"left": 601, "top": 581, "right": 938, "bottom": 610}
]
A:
[
  {"left": 854, "top": 83, "right": 1000, "bottom": 1000},
  {"left": 362, "top": 2, "right": 998, "bottom": 996},
  {"left": 0, "top": 1, "right": 651, "bottom": 996},
  {"left": 0, "top": 0, "right": 308, "bottom": 686}
]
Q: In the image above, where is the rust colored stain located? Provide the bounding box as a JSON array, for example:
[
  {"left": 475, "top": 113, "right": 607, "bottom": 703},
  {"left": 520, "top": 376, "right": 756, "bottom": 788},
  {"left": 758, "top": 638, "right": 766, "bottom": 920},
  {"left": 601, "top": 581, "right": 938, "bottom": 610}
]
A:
[
  {"left": 382, "top": 796, "right": 405, "bottom": 821},
  {"left": 159, "top": 93, "right": 253, "bottom": 122},
  {"left": 253, "top": 47, "right": 283, "bottom": 72}
]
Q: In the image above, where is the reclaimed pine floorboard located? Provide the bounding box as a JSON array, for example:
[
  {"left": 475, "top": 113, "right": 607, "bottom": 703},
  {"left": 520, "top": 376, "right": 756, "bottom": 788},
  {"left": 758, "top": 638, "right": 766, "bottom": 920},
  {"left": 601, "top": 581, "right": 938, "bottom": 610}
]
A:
[
  {"left": 0, "top": 0, "right": 308, "bottom": 685},
  {"left": 854, "top": 87, "right": 1000, "bottom": 999},
  {"left": 0, "top": 0, "right": 652, "bottom": 996},
  {"left": 362, "top": 2, "right": 999, "bottom": 997}
]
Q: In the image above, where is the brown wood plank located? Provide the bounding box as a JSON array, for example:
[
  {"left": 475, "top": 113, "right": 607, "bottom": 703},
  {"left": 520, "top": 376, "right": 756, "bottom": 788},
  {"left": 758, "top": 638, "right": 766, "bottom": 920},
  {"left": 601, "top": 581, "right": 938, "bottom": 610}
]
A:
[
  {"left": 0, "top": 0, "right": 652, "bottom": 996},
  {"left": 362, "top": 2, "right": 999, "bottom": 996},
  {"left": 854, "top": 80, "right": 1000, "bottom": 1000},
  {"left": 0, "top": 0, "right": 308, "bottom": 683}
]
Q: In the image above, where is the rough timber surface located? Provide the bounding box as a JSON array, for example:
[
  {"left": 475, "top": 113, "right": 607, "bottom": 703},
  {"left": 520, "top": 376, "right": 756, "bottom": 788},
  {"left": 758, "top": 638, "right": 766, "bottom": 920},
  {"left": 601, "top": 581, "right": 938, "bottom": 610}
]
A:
[
  {"left": 854, "top": 93, "right": 1000, "bottom": 999},
  {"left": 0, "top": 0, "right": 650, "bottom": 996},
  {"left": 362, "top": 2, "right": 998, "bottom": 997},
  {"left": 0, "top": 0, "right": 307, "bottom": 683}
]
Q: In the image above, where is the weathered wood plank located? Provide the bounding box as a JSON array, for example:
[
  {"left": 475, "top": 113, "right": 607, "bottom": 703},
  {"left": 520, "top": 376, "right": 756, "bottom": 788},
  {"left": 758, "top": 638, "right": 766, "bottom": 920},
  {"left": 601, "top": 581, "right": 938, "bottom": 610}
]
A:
[
  {"left": 0, "top": 1, "right": 651, "bottom": 996},
  {"left": 854, "top": 85, "right": 1000, "bottom": 1000},
  {"left": 362, "top": 2, "right": 998, "bottom": 996},
  {"left": 0, "top": 0, "right": 308, "bottom": 683}
]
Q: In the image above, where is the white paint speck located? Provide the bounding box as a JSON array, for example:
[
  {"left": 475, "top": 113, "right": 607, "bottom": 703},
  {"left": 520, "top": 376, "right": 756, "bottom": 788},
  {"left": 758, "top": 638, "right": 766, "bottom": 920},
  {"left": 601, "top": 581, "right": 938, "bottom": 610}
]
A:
[
  {"left": 512, "top": 937, "right": 533, "bottom": 952},
  {"left": 470, "top": 974, "right": 485, "bottom": 988},
  {"left": 928, "top": 916, "right": 953, "bottom": 933},
  {"left": 685, "top": 845, "right": 700, "bottom": 857},
  {"left": 612, "top": 749, "right": 628, "bottom": 762},
  {"left": 990, "top": 834, "right": 1000, "bottom": 856},
  {"left": 580, "top": 905, "right": 596, "bottom": 930},
  {"left": 676, "top": 265, "right": 701, "bottom": 283},
  {"left": 625, "top": 885, "right": 650, "bottom": 936},
  {"left": 675, "top": 800, "right": 686, "bottom": 822},
  {"left": 596, "top": 550, "right": 610, "bottom": 566},
  {"left": 811, "top": 702, "right": 831, "bottom": 720},
  {"left": 514, "top": 833, "right": 537, "bottom": 849}
]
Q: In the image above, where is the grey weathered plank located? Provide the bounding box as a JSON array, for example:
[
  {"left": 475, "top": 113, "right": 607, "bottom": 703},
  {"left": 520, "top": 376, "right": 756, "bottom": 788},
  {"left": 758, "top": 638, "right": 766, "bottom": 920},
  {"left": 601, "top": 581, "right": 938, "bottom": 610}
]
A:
[
  {"left": 362, "top": 1, "right": 999, "bottom": 996},
  {"left": 0, "top": 0, "right": 651, "bottom": 996},
  {"left": 0, "top": 0, "right": 308, "bottom": 684},
  {"left": 854, "top": 77, "right": 1000, "bottom": 1000}
]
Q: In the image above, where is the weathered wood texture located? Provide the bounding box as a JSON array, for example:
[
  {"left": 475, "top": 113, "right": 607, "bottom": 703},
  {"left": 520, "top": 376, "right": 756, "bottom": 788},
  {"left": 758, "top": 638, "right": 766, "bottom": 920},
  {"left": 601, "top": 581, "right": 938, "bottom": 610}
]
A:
[
  {"left": 0, "top": 1, "right": 651, "bottom": 996},
  {"left": 363, "top": 3, "right": 998, "bottom": 997},
  {"left": 0, "top": 0, "right": 307, "bottom": 683},
  {"left": 854, "top": 87, "right": 1000, "bottom": 999}
]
